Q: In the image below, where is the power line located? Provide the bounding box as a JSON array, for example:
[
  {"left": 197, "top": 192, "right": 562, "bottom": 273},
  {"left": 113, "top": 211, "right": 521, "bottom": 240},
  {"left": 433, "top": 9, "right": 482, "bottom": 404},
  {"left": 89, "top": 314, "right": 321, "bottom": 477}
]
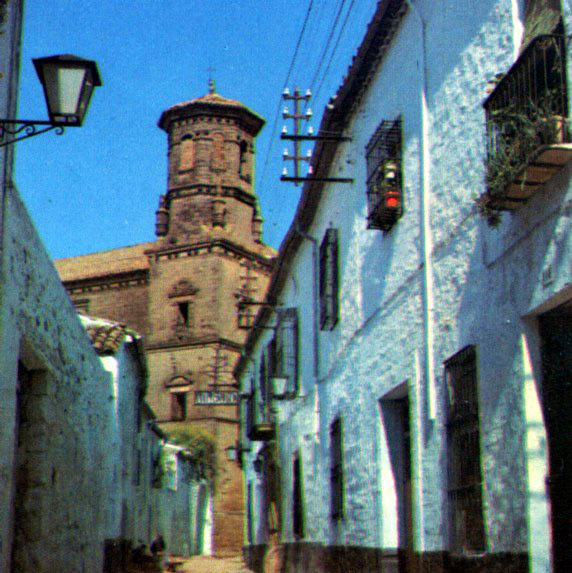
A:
[
  {"left": 260, "top": 0, "right": 315, "bottom": 194},
  {"left": 314, "top": 0, "right": 356, "bottom": 104},
  {"left": 309, "top": 0, "right": 347, "bottom": 91}
]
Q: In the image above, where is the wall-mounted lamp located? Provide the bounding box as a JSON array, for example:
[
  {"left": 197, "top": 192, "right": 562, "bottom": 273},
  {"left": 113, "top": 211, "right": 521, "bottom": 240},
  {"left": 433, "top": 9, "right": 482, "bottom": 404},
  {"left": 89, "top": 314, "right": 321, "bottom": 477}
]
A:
[
  {"left": 0, "top": 54, "right": 102, "bottom": 147},
  {"left": 225, "top": 444, "right": 238, "bottom": 462}
]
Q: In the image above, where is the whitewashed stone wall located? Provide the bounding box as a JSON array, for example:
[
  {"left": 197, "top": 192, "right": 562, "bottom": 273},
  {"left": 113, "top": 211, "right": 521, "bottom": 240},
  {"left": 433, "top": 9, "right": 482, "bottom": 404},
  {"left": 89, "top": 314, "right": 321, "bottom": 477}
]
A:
[
  {"left": 241, "top": 2, "right": 571, "bottom": 572},
  {"left": 0, "top": 181, "right": 114, "bottom": 572}
]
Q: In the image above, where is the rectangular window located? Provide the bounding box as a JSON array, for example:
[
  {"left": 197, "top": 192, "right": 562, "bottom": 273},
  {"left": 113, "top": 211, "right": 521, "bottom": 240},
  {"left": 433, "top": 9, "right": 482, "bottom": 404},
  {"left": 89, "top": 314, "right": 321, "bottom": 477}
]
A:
[
  {"left": 320, "top": 228, "right": 339, "bottom": 331},
  {"left": 365, "top": 117, "right": 403, "bottom": 231},
  {"left": 445, "top": 346, "right": 486, "bottom": 553},
  {"left": 293, "top": 451, "right": 305, "bottom": 538},
  {"left": 258, "top": 348, "right": 270, "bottom": 418},
  {"left": 274, "top": 308, "right": 299, "bottom": 396},
  {"left": 177, "top": 302, "right": 192, "bottom": 328},
  {"left": 330, "top": 418, "right": 344, "bottom": 520},
  {"left": 170, "top": 391, "right": 187, "bottom": 421}
]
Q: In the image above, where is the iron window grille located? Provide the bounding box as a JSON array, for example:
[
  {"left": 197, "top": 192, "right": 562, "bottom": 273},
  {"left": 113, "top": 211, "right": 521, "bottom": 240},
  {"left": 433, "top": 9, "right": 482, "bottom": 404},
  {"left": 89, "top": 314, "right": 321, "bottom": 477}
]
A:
[
  {"left": 483, "top": 33, "right": 569, "bottom": 201},
  {"left": 445, "top": 346, "right": 486, "bottom": 554},
  {"left": 365, "top": 117, "right": 403, "bottom": 231},
  {"left": 330, "top": 417, "right": 344, "bottom": 520},
  {"left": 258, "top": 344, "right": 273, "bottom": 420},
  {"left": 274, "top": 308, "right": 299, "bottom": 396},
  {"left": 320, "top": 228, "right": 339, "bottom": 331}
]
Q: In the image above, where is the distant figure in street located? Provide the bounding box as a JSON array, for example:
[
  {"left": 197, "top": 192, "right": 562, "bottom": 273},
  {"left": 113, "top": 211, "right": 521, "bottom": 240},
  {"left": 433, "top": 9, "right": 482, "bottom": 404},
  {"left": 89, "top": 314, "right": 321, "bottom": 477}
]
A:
[{"left": 151, "top": 534, "right": 166, "bottom": 569}]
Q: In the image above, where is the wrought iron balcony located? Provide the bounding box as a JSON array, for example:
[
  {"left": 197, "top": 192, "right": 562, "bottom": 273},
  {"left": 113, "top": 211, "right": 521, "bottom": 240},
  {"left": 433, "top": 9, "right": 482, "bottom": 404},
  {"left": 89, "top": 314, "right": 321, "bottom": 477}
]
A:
[
  {"left": 483, "top": 34, "right": 572, "bottom": 211},
  {"left": 245, "top": 391, "right": 274, "bottom": 442}
]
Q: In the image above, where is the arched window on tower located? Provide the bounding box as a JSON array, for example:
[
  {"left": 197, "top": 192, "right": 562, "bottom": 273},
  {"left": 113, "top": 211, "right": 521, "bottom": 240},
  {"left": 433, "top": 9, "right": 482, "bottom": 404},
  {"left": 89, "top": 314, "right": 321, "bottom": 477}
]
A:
[
  {"left": 180, "top": 134, "right": 195, "bottom": 171},
  {"left": 211, "top": 133, "right": 226, "bottom": 170},
  {"left": 239, "top": 139, "right": 250, "bottom": 180}
]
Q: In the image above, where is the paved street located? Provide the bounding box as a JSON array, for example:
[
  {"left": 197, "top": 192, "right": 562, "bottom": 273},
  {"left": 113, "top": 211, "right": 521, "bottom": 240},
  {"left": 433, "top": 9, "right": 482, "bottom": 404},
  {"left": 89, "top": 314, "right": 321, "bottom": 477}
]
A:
[{"left": 165, "top": 555, "right": 254, "bottom": 573}]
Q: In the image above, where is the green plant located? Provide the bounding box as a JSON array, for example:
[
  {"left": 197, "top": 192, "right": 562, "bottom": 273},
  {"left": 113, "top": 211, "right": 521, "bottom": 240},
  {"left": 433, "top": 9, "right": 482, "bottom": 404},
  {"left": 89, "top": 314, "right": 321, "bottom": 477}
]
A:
[
  {"left": 478, "top": 93, "right": 567, "bottom": 225},
  {"left": 167, "top": 427, "right": 217, "bottom": 480}
]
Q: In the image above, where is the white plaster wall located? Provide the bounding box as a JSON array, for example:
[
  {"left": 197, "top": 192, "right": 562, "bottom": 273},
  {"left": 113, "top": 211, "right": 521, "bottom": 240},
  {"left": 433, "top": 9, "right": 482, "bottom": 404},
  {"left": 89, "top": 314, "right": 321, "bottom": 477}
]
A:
[
  {"left": 243, "top": 1, "right": 569, "bottom": 570},
  {"left": 96, "top": 339, "right": 143, "bottom": 544},
  {"left": 0, "top": 185, "right": 114, "bottom": 572}
]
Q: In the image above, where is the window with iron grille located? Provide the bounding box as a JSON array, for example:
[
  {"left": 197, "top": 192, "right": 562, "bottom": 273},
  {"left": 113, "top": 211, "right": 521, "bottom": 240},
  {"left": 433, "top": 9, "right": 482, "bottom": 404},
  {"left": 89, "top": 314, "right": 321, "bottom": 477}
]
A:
[
  {"left": 365, "top": 117, "right": 403, "bottom": 231},
  {"left": 320, "top": 228, "right": 339, "bottom": 331},
  {"left": 258, "top": 348, "right": 271, "bottom": 423},
  {"left": 330, "top": 418, "right": 344, "bottom": 520},
  {"left": 274, "top": 308, "right": 299, "bottom": 396},
  {"left": 293, "top": 451, "right": 305, "bottom": 539},
  {"left": 445, "top": 346, "right": 486, "bottom": 554}
]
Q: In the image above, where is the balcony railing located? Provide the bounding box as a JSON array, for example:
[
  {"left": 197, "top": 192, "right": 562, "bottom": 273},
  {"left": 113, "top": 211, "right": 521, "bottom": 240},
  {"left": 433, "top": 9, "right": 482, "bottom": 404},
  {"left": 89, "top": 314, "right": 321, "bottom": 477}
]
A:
[
  {"left": 245, "top": 390, "right": 274, "bottom": 442},
  {"left": 483, "top": 34, "right": 572, "bottom": 211}
]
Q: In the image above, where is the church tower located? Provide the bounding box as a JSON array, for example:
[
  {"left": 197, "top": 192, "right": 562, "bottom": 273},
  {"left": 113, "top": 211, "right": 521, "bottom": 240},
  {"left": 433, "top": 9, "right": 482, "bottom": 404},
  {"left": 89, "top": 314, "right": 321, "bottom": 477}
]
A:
[{"left": 144, "top": 87, "right": 275, "bottom": 555}]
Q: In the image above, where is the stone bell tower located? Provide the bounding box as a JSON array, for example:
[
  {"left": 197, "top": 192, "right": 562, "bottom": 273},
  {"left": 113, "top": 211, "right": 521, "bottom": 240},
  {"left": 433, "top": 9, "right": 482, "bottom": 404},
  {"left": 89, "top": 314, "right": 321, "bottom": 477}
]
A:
[{"left": 143, "top": 86, "right": 275, "bottom": 555}]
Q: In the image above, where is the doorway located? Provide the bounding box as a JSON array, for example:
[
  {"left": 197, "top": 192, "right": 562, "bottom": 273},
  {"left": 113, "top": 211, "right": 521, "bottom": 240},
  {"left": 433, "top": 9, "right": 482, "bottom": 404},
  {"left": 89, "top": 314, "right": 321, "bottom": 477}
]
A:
[
  {"left": 539, "top": 302, "right": 572, "bottom": 573},
  {"left": 380, "top": 388, "right": 413, "bottom": 572}
]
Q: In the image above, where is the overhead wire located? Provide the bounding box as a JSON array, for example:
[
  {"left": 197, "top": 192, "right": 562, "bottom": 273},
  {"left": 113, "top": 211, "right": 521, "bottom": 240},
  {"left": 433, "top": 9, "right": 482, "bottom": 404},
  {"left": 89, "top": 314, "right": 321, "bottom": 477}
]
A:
[
  {"left": 308, "top": 0, "right": 347, "bottom": 92},
  {"left": 259, "top": 0, "right": 315, "bottom": 195},
  {"left": 313, "top": 0, "right": 356, "bottom": 105}
]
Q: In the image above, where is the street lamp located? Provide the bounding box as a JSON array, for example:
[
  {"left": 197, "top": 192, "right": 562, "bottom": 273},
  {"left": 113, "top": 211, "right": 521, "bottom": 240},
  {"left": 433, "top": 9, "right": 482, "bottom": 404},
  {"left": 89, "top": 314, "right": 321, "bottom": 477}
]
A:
[{"left": 0, "top": 54, "right": 102, "bottom": 147}]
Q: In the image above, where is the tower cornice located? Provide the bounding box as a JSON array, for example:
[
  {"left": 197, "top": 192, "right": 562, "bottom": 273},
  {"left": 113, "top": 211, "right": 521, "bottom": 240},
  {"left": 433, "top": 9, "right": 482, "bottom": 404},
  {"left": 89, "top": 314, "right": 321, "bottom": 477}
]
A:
[{"left": 158, "top": 92, "right": 265, "bottom": 136}]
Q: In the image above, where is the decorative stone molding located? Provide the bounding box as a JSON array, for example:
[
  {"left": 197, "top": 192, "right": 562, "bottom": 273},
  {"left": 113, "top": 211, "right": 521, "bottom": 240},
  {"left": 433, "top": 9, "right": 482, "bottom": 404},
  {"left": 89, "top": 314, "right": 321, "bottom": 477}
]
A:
[{"left": 168, "top": 279, "right": 199, "bottom": 299}]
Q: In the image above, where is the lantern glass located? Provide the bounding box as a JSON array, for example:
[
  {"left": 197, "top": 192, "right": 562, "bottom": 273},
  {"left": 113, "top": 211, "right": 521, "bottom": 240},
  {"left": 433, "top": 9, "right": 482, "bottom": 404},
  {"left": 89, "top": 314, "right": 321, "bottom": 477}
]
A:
[{"left": 34, "top": 55, "right": 102, "bottom": 126}]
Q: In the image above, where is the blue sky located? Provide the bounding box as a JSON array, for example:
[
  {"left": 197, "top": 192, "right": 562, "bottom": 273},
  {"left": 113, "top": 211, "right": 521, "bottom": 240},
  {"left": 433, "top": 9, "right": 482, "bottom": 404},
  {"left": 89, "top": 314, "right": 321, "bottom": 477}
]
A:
[{"left": 15, "top": 0, "right": 378, "bottom": 259}]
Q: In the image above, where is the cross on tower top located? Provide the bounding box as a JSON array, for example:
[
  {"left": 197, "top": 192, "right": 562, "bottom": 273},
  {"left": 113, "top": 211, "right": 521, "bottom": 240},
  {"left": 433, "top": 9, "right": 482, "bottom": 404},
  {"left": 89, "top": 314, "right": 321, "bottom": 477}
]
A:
[{"left": 207, "top": 66, "right": 216, "bottom": 94}]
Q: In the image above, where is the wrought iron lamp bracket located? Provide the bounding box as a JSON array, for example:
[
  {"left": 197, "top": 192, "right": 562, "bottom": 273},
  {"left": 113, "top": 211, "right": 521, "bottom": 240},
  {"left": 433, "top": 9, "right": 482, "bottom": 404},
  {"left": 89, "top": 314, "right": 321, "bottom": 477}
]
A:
[{"left": 0, "top": 119, "right": 65, "bottom": 148}]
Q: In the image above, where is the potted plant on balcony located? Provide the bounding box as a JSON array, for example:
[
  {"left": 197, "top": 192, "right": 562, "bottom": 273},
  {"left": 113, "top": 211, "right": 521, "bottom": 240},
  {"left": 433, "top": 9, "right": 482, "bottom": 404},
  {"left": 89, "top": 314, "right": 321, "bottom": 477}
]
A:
[{"left": 478, "top": 93, "right": 569, "bottom": 225}]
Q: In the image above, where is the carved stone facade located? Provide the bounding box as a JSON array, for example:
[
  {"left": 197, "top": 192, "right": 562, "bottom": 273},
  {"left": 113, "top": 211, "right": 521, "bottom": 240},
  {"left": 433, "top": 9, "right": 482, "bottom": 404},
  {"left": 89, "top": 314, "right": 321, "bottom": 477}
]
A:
[{"left": 56, "top": 90, "right": 275, "bottom": 556}]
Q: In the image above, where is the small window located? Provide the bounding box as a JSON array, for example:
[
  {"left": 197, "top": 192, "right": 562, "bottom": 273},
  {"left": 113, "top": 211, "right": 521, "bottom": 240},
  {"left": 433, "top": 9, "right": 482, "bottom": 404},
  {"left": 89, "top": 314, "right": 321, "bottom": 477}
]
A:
[
  {"left": 445, "top": 346, "right": 485, "bottom": 553},
  {"left": 180, "top": 135, "right": 195, "bottom": 171},
  {"left": 170, "top": 391, "right": 187, "bottom": 421},
  {"left": 177, "top": 302, "right": 192, "bottom": 328},
  {"left": 320, "top": 228, "right": 339, "bottom": 331},
  {"left": 274, "top": 308, "right": 299, "bottom": 396},
  {"left": 330, "top": 417, "right": 344, "bottom": 520},
  {"left": 211, "top": 133, "right": 226, "bottom": 170},
  {"left": 365, "top": 117, "right": 403, "bottom": 231},
  {"left": 239, "top": 139, "right": 250, "bottom": 180},
  {"left": 293, "top": 451, "right": 305, "bottom": 538}
]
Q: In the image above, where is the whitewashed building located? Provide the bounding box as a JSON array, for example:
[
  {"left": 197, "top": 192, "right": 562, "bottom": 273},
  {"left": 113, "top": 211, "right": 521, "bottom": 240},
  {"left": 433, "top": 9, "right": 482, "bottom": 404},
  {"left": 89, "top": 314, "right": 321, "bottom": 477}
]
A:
[
  {"left": 80, "top": 316, "right": 214, "bottom": 568},
  {"left": 237, "top": 1, "right": 572, "bottom": 573}
]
